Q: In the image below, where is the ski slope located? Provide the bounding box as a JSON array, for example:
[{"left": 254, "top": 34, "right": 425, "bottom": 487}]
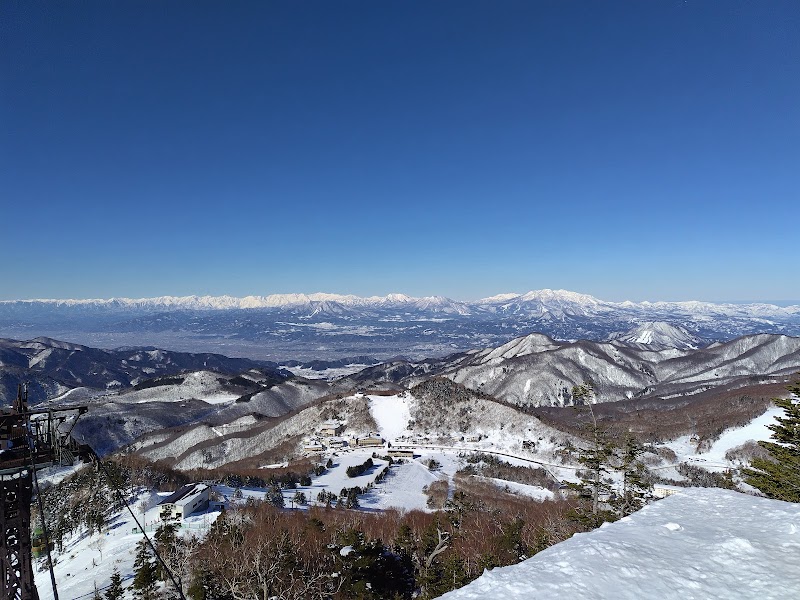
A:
[
  {"left": 369, "top": 393, "right": 413, "bottom": 442},
  {"left": 665, "top": 405, "right": 783, "bottom": 469}
]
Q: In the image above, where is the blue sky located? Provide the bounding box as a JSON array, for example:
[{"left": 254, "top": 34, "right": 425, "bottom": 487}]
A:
[{"left": 2, "top": 1, "right": 798, "bottom": 302}]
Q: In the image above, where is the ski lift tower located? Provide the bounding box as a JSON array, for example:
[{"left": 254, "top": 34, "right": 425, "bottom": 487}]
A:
[{"left": 0, "top": 385, "right": 89, "bottom": 600}]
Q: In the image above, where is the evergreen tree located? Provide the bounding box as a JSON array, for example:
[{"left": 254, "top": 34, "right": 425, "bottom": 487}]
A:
[
  {"left": 497, "top": 517, "right": 528, "bottom": 564},
  {"left": 335, "top": 528, "right": 415, "bottom": 599},
  {"left": 154, "top": 522, "right": 179, "bottom": 583},
  {"left": 346, "top": 488, "right": 360, "bottom": 509},
  {"left": 567, "top": 384, "right": 616, "bottom": 527},
  {"left": 422, "top": 552, "right": 468, "bottom": 599},
  {"left": 612, "top": 435, "right": 651, "bottom": 517},
  {"left": 187, "top": 567, "right": 231, "bottom": 600},
  {"left": 104, "top": 567, "right": 124, "bottom": 600},
  {"left": 132, "top": 539, "right": 159, "bottom": 600},
  {"left": 265, "top": 485, "right": 285, "bottom": 508},
  {"left": 744, "top": 383, "right": 800, "bottom": 502}
]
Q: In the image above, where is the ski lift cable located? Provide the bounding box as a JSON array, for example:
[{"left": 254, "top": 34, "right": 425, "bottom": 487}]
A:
[
  {"left": 93, "top": 454, "right": 187, "bottom": 600},
  {"left": 25, "top": 418, "right": 186, "bottom": 600}
]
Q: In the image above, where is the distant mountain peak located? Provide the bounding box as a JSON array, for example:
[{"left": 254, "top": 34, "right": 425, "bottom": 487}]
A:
[
  {"left": 477, "top": 293, "right": 522, "bottom": 303},
  {"left": 517, "top": 289, "right": 603, "bottom": 304}
]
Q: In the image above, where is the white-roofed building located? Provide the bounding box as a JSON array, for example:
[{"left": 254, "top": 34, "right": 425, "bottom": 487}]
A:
[{"left": 157, "top": 483, "right": 210, "bottom": 520}]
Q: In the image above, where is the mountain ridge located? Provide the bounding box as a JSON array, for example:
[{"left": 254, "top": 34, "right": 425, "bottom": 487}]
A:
[
  {"left": 2, "top": 289, "right": 799, "bottom": 362},
  {"left": 3, "top": 289, "right": 799, "bottom": 314},
  {"left": 344, "top": 331, "right": 800, "bottom": 408}
]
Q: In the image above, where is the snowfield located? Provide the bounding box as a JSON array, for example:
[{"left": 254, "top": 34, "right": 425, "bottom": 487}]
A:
[
  {"left": 308, "top": 451, "right": 390, "bottom": 497},
  {"left": 360, "top": 457, "right": 440, "bottom": 511},
  {"left": 369, "top": 393, "right": 413, "bottom": 442},
  {"left": 437, "top": 488, "right": 800, "bottom": 600},
  {"left": 665, "top": 405, "right": 784, "bottom": 468}
]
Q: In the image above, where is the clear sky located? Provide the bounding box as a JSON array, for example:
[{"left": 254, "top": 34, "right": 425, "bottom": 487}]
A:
[{"left": 2, "top": 1, "right": 798, "bottom": 302}]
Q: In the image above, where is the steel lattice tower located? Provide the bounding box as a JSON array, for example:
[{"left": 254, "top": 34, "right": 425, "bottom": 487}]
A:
[
  {"left": 0, "top": 387, "right": 88, "bottom": 600},
  {"left": 0, "top": 472, "right": 37, "bottom": 600}
]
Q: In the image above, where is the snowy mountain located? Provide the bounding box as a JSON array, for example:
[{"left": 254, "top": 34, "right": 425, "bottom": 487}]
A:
[
  {"left": 33, "top": 379, "right": 797, "bottom": 600},
  {"left": 4, "top": 332, "right": 798, "bottom": 458},
  {"left": 2, "top": 289, "right": 799, "bottom": 361},
  {"left": 437, "top": 487, "right": 800, "bottom": 600},
  {"left": 609, "top": 321, "right": 702, "bottom": 350},
  {"left": 6, "top": 288, "right": 797, "bottom": 316},
  {"left": 0, "top": 336, "right": 288, "bottom": 405},
  {"left": 72, "top": 374, "right": 333, "bottom": 457},
  {"left": 345, "top": 332, "right": 800, "bottom": 407}
]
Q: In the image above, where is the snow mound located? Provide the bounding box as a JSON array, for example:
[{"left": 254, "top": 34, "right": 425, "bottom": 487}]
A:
[{"left": 437, "top": 488, "right": 800, "bottom": 600}]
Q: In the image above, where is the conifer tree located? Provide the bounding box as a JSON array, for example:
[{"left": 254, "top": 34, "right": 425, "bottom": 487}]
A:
[
  {"left": 417, "top": 520, "right": 458, "bottom": 599},
  {"left": 104, "top": 567, "right": 124, "bottom": 600},
  {"left": 154, "top": 522, "right": 178, "bottom": 583},
  {"left": 744, "top": 382, "right": 800, "bottom": 502},
  {"left": 265, "top": 485, "right": 285, "bottom": 508},
  {"left": 612, "top": 435, "right": 650, "bottom": 517},
  {"left": 187, "top": 567, "right": 227, "bottom": 600},
  {"left": 567, "top": 384, "right": 616, "bottom": 526},
  {"left": 132, "top": 538, "right": 159, "bottom": 600}
]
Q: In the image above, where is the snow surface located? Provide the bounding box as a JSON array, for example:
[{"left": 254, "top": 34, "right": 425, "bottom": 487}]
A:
[
  {"left": 360, "top": 458, "right": 440, "bottom": 512},
  {"left": 482, "top": 477, "right": 555, "bottom": 501},
  {"left": 306, "top": 451, "right": 390, "bottom": 498},
  {"left": 437, "top": 488, "right": 800, "bottom": 600},
  {"left": 665, "top": 405, "right": 783, "bottom": 469},
  {"left": 280, "top": 363, "right": 375, "bottom": 380},
  {"left": 34, "top": 490, "right": 223, "bottom": 600},
  {"left": 369, "top": 394, "right": 413, "bottom": 443}
]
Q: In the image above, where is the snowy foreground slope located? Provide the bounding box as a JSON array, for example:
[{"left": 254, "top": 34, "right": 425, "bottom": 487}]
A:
[{"left": 438, "top": 488, "right": 800, "bottom": 600}]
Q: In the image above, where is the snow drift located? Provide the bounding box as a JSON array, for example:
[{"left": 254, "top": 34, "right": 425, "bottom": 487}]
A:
[{"left": 437, "top": 488, "right": 800, "bottom": 600}]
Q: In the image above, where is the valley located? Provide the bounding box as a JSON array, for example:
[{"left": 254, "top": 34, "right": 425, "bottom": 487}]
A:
[{"left": 3, "top": 322, "right": 799, "bottom": 599}]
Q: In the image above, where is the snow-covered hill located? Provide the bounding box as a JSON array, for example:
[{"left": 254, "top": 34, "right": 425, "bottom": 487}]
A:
[
  {"left": 127, "top": 384, "right": 573, "bottom": 472},
  {"left": 609, "top": 320, "right": 702, "bottom": 350},
  {"left": 71, "top": 375, "right": 332, "bottom": 457},
  {"left": 350, "top": 332, "right": 800, "bottom": 407},
  {"left": 437, "top": 488, "right": 800, "bottom": 600},
  {"left": 0, "top": 336, "right": 286, "bottom": 405}
]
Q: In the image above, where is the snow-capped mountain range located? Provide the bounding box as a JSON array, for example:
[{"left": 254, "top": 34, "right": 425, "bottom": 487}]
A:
[
  {"left": 3, "top": 289, "right": 799, "bottom": 316},
  {"left": 1, "top": 289, "right": 799, "bottom": 361}
]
